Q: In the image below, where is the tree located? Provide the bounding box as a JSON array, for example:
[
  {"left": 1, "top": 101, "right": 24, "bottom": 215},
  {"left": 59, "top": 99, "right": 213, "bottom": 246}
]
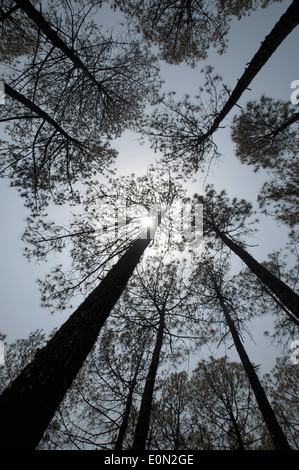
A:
[
  {"left": 0, "top": 236, "right": 153, "bottom": 449},
  {"left": 265, "top": 355, "right": 299, "bottom": 449},
  {"left": 22, "top": 169, "right": 187, "bottom": 310},
  {"left": 38, "top": 325, "right": 152, "bottom": 450},
  {"left": 189, "top": 357, "right": 264, "bottom": 450},
  {"left": 231, "top": 96, "right": 298, "bottom": 171},
  {"left": 236, "top": 243, "right": 299, "bottom": 343},
  {"left": 257, "top": 162, "right": 299, "bottom": 229},
  {"left": 190, "top": 254, "right": 291, "bottom": 450},
  {"left": 0, "top": 168, "right": 192, "bottom": 449},
  {"left": 149, "top": 371, "right": 191, "bottom": 450},
  {"left": 231, "top": 96, "right": 299, "bottom": 228},
  {"left": 0, "top": 0, "right": 161, "bottom": 210},
  {"left": 200, "top": 186, "right": 299, "bottom": 320},
  {"left": 128, "top": 256, "right": 198, "bottom": 450},
  {"left": 0, "top": 0, "right": 40, "bottom": 62},
  {"left": 139, "top": 0, "right": 299, "bottom": 174},
  {"left": 0, "top": 325, "right": 151, "bottom": 450},
  {"left": 0, "top": 329, "right": 47, "bottom": 394},
  {"left": 0, "top": 169, "right": 184, "bottom": 449},
  {"left": 113, "top": 0, "right": 283, "bottom": 66}
]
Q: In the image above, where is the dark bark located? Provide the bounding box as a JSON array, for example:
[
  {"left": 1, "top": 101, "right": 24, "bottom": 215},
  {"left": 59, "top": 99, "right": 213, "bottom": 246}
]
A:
[
  {"left": 272, "top": 112, "right": 299, "bottom": 137},
  {"left": 0, "top": 237, "right": 151, "bottom": 450},
  {"left": 4, "top": 82, "right": 81, "bottom": 145},
  {"left": 14, "top": 0, "right": 108, "bottom": 96},
  {"left": 201, "top": 0, "right": 299, "bottom": 142},
  {"left": 212, "top": 226, "right": 299, "bottom": 320},
  {"left": 132, "top": 309, "right": 165, "bottom": 450},
  {"left": 215, "top": 287, "right": 291, "bottom": 450},
  {"left": 114, "top": 352, "right": 143, "bottom": 450}
]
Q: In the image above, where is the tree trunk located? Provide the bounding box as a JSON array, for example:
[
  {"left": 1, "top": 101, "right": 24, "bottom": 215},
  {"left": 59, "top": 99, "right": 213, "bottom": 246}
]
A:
[
  {"left": 14, "top": 0, "right": 108, "bottom": 96},
  {"left": 272, "top": 112, "right": 299, "bottom": 137},
  {"left": 114, "top": 352, "right": 143, "bottom": 450},
  {"left": 0, "top": 237, "right": 151, "bottom": 450},
  {"left": 213, "top": 226, "right": 299, "bottom": 320},
  {"left": 226, "top": 399, "right": 245, "bottom": 450},
  {"left": 132, "top": 309, "right": 165, "bottom": 450},
  {"left": 215, "top": 287, "right": 291, "bottom": 450},
  {"left": 4, "top": 82, "right": 81, "bottom": 145},
  {"left": 201, "top": 0, "right": 299, "bottom": 142}
]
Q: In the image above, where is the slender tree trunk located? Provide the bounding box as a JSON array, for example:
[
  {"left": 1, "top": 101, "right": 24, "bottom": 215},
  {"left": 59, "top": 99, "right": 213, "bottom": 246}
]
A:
[
  {"left": 215, "top": 287, "right": 291, "bottom": 450},
  {"left": 4, "top": 82, "right": 81, "bottom": 145},
  {"left": 132, "top": 309, "right": 165, "bottom": 450},
  {"left": 212, "top": 225, "right": 299, "bottom": 320},
  {"left": 0, "top": 237, "right": 151, "bottom": 450},
  {"left": 201, "top": 0, "right": 299, "bottom": 142},
  {"left": 226, "top": 399, "right": 245, "bottom": 450},
  {"left": 14, "top": 0, "right": 108, "bottom": 96},
  {"left": 114, "top": 352, "right": 143, "bottom": 450},
  {"left": 271, "top": 112, "right": 299, "bottom": 137},
  {"left": 174, "top": 411, "right": 181, "bottom": 451}
]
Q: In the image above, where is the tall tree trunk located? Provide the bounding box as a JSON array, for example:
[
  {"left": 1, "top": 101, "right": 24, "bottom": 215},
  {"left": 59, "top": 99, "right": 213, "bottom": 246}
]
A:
[
  {"left": 215, "top": 286, "right": 291, "bottom": 450},
  {"left": 14, "top": 0, "right": 108, "bottom": 96},
  {"left": 114, "top": 352, "right": 143, "bottom": 450},
  {"left": 174, "top": 411, "right": 181, "bottom": 451},
  {"left": 201, "top": 0, "right": 299, "bottom": 142},
  {"left": 212, "top": 225, "right": 299, "bottom": 320},
  {"left": 4, "top": 82, "right": 81, "bottom": 145},
  {"left": 0, "top": 237, "right": 151, "bottom": 450},
  {"left": 132, "top": 309, "right": 165, "bottom": 450}
]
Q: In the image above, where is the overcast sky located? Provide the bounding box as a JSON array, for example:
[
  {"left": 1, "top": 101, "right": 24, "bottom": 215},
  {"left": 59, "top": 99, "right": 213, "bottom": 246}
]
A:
[{"left": 0, "top": 0, "right": 298, "bottom": 374}]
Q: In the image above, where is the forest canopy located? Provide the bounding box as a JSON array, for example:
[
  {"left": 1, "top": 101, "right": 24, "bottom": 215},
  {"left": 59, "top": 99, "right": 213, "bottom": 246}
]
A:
[{"left": 0, "top": 0, "right": 298, "bottom": 451}]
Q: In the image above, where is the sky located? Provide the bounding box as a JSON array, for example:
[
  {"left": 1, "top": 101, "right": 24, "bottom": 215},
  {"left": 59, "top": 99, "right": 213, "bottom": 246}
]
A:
[{"left": 0, "top": 0, "right": 298, "bottom": 375}]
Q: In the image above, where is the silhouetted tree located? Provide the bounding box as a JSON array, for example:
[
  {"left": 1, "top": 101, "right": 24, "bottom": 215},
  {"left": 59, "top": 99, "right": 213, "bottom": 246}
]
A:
[
  {"left": 264, "top": 355, "right": 299, "bottom": 449},
  {"left": 190, "top": 255, "right": 291, "bottom": 450},
  {"left": 139, "top": 0, "right": 299, "bottom": 174},
  {"left": 188, "top": 358, "right": 264, "bottom": 450},
  {"left": 0, "top": 0, "right": 161, "bottom": 210},
  {"left": 231, "top": 96, "right": 299, "bottom": 228},
  {"left": 200, "top": 186, "right": 299, "bottom": 320},
  {"left": 113, "top": 0, "right": 283, "bottom": 66},
  {"left": 0, "top": 170, "right": 181, "bottom": 449}
]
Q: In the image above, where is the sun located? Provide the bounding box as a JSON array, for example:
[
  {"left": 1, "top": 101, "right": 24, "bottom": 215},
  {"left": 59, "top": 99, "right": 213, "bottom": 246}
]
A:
[{"left": 141, "top": 216, "right": 154, "bottom": 228}]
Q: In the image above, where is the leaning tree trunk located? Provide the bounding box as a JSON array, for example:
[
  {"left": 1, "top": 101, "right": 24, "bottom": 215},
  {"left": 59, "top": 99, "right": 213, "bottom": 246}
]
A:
[
  {"left": 212, "top": 225, "right": 299, "bottom": 320},
  {"left": 14, "top": 0, "right": 108, "bottom": 95},
  {"left": 215, "top": 287, "right": 291, "bottom": 450},
  {"left": 201, "top": 0, "right": 299, "bottom": 142},
  {"left": 132, "top": 308, "right": 165, "bottom": 450},
  {"left": 4, "top": 82, "right": 81, "bottom": 145},
  {"left": 0, "top": 237, "right": 151, "bottom": 450}
]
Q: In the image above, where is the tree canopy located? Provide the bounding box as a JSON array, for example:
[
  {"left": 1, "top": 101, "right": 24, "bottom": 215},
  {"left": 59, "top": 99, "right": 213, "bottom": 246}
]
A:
[{"left": 0, "top": 0, "right": 298, "bottom": 451}]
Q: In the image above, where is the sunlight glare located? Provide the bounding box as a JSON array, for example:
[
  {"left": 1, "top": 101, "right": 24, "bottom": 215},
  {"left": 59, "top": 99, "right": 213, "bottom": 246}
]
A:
[{"left": 141, "top": 216, "right": 154, "bottom": 228}]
